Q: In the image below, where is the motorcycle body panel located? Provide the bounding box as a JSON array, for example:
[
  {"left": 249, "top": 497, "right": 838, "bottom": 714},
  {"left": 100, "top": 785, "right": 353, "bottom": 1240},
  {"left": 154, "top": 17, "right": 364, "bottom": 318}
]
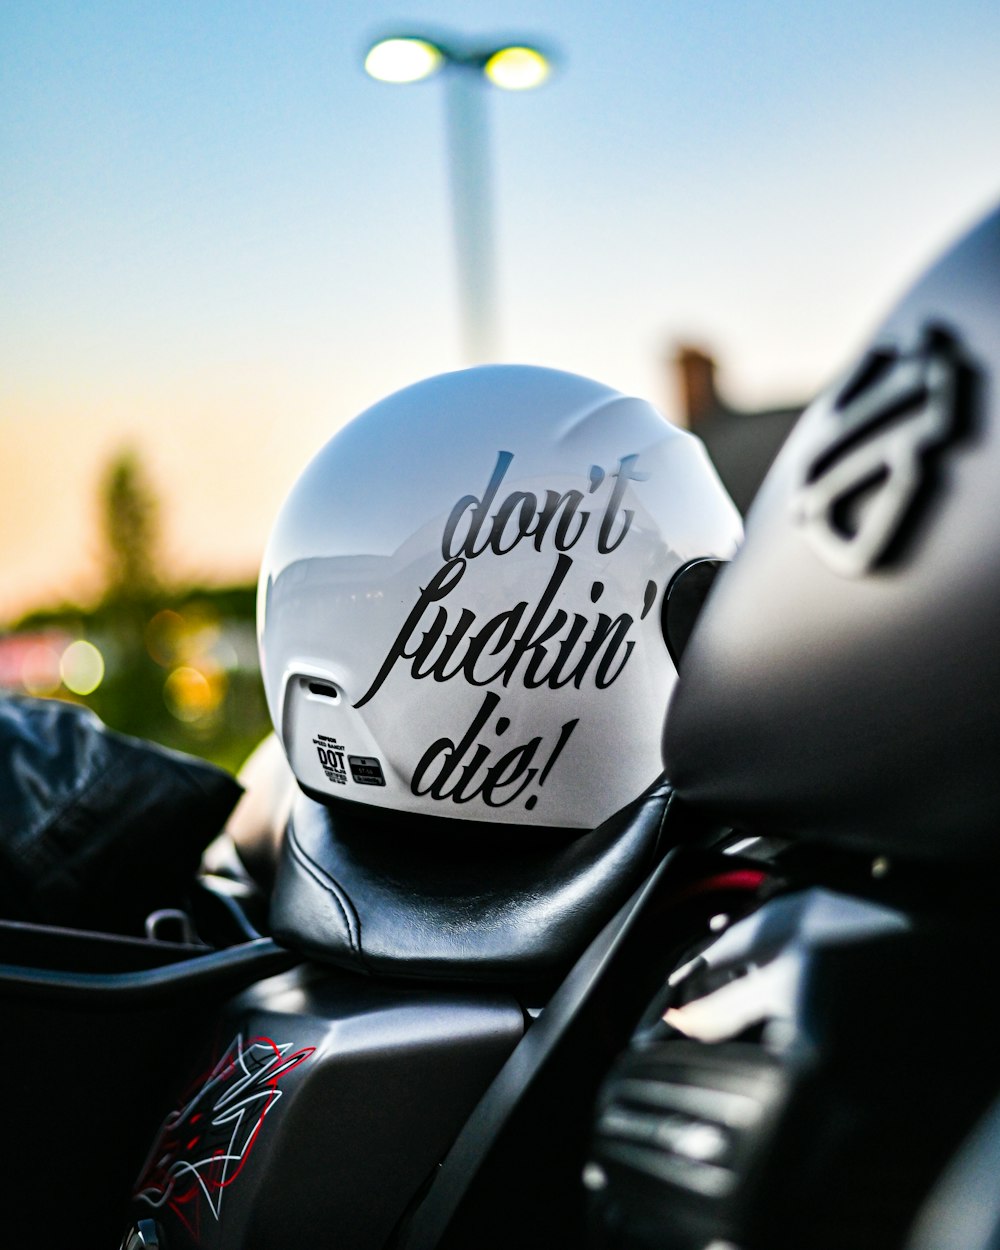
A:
[
  {"left": 664, "top": 208, "right": 1000, "bottom": 862},
  {"left": 128, "top": 966, "right": 524, "bottom": 1250},
  {"left": 588, "top": 886, "right": 1000, "bottom": 1250}
]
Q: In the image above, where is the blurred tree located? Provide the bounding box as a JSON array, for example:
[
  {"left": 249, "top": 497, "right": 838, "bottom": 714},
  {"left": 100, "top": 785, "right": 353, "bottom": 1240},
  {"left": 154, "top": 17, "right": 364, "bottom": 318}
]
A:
[
  {"left": 100, "top": 448, "right": 161, "bottom": 603},
  {"left": 91, "top": 448, "right": 167, "bottom": 738},
  {"left": 9, "top": 450, "right": 271, "bottom": 773}
]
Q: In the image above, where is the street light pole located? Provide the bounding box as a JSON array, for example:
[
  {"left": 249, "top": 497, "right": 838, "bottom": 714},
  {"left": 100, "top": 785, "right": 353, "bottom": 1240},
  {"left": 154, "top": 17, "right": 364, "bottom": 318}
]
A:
[
  {"left": 364, "top": 34, "right": 552, "bottom": 365},
  {"left": 443, "top": 65, "right": 496, "bottom": 363}
]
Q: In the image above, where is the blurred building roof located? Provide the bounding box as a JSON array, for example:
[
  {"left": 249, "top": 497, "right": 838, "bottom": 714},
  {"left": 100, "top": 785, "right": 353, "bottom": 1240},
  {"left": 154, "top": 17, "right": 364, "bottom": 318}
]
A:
[{"left": 671, "top": 345, "right": 805, "bottom": 515}]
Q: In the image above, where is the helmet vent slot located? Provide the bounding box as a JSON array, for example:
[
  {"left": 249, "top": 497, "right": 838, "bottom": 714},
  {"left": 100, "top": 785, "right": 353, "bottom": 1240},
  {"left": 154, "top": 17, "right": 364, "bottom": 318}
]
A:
[{"left": 307, "top": 680, "right": 340, "bottom": 701}]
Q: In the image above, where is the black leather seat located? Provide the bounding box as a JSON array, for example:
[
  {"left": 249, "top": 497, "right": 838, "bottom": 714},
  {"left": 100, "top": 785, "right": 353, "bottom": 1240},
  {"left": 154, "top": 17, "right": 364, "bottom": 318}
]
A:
[{"left": 269, "top": 776, "right": 676, "bottom": 983}]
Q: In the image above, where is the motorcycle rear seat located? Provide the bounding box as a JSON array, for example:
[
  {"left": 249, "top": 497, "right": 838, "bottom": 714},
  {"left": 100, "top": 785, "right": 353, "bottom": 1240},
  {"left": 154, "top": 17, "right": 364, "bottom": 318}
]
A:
[{"left": 269, "top": 776, "right": 675, "bottom": 983}]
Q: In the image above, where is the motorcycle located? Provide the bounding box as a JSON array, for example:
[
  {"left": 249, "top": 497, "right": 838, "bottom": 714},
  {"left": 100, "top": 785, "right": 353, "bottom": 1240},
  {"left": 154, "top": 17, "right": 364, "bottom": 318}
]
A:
[
  {"left": 2, "top": 363, "right": 747, "bottom": 1250},
  {"left": 0, "top": 699, "right": 765, "bottom": 1250},
  {"left": 585, "top": 199, "right": 1000, "bottom": 1250},
  {"left": 4, "top": 200, "right": 999, "bottom": 1250}
]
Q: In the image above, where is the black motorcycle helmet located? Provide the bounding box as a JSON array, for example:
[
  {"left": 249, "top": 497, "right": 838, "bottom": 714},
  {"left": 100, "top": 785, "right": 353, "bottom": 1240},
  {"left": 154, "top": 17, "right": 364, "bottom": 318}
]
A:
[{"left": 663, "top": 201, "right": 1000, "bottom": 863}]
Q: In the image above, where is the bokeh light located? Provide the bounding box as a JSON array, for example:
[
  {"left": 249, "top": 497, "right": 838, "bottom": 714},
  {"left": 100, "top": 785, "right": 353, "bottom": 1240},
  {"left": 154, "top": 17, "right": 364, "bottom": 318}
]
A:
[
  {"left": 484, "top": 46, "right": 550, "bottom": 90},
  {"left": 60, "top": 639, "right": 105, "bottom": 695},
  {"left": 21, "top": 643, "right": 63, "bottom": 696},
  {"left": 164, "top": 663, "right": 226, "bottom": 723},
  {"left": 364, "top": 37, "right": 443, "bottom": 84},
  {"left": 145, "top": 609, "right": 187, "bottom": 668}
]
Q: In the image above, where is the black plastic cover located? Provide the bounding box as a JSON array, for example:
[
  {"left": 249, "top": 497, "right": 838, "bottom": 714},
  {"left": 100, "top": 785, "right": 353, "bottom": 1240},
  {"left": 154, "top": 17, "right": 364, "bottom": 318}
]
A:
[
  {"left": 0, "top": 696, "right": 242, "bottom": 930},
  {"left": 664, "top": 204, "right": 1000, "bottom": 861},
  {"left": 908, "top": 1092, "right": 1000, "bottom": 1250},
  {"left": 588, "top": 888, "right": 1000, "bottom": 1250},
  {"left": 269, "top": 777, "right": 675, "bottom": 981}
]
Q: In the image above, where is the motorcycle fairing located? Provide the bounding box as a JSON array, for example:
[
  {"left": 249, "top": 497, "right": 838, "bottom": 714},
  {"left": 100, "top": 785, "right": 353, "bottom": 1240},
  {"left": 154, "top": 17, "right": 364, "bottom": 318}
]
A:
[
  {"left": 128, "top": 968, "right": 525, "bottom": 1250},
  {"left": 588, "top": 886, "right": 1000, "bottom": 1250},
  {"left": 664, "top": 205, "right": 1000, "bottom": 863}
]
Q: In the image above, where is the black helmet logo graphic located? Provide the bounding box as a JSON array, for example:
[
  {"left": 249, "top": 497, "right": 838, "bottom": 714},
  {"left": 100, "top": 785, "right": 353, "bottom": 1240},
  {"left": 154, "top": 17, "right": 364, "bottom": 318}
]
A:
[{"left": 792, "top": 326, "right": 970, "bottom": 577}]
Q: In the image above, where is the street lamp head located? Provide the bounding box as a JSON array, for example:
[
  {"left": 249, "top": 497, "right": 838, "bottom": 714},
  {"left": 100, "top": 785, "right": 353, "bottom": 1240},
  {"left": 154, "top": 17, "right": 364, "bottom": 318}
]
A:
[
  {"left": 362, "top": 28, "right": 556, "bottom": 362},
  {"left": 364, "top": 33, "right": 552, "bottom": 90},
  {"left": 483, "top": 45, "right": 551, "bottom": 91},
  {"left": 364, "top": 36, "right": 445, "bottom": 84}
]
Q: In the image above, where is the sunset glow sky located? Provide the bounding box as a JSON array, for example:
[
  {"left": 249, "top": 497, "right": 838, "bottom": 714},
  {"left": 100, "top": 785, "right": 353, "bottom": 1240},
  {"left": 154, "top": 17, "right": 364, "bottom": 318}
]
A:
[{"left": 3, "top": 0, "right": 999, "bottom": 620}]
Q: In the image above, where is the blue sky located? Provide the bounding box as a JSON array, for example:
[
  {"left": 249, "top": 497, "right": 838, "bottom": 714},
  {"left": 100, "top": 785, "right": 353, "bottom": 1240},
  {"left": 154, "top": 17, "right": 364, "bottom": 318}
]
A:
[{"left": 2, "top": 0, "right": 999, "bottom": 615}]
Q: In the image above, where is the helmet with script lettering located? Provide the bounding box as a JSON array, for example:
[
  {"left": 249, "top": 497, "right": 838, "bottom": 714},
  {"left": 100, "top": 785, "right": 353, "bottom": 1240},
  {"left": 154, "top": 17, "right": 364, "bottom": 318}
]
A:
[{"left": 258, "top": 365, "right": 742, "bottom": 830}]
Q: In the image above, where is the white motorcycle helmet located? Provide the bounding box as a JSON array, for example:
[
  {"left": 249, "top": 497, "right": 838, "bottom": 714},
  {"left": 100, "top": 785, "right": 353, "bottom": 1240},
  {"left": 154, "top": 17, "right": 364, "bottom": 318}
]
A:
[{"left": 258, "top": 365, "right": 741, "bottom": 831}]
